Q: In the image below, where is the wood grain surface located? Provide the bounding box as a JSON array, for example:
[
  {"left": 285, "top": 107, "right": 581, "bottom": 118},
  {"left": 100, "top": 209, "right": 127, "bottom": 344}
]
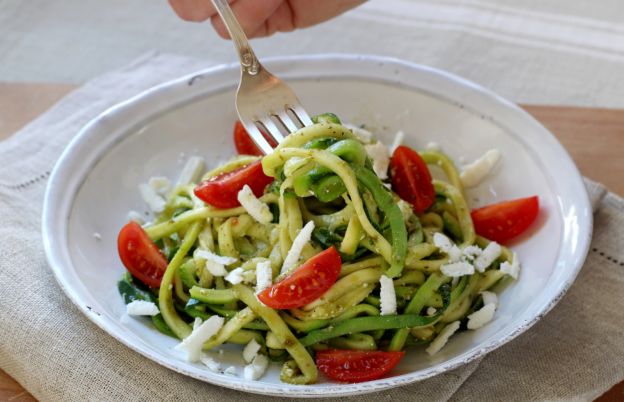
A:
[{"left": 0, "top": 82, "right": 622, "bottom": 401}]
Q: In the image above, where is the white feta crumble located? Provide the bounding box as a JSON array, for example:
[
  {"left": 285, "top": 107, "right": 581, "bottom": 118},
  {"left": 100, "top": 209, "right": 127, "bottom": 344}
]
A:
[
  {"left": 280, "top": 221, "right": 315, "bottom": 274},
  {"left": 461, "top": 245, "right": 482, "bottom": 262},
  {"left": 397, "top": 199, "right": 414, "bottom": 221},
  {"left": 174, "top": 316, "right": 225, "bottom": 363},
  {"left": 460, "top": 149, "right": 501, "bottom": 188},
  {"left": 93, "top": 232, "right": 102, "bottom": 241},
  {"left": 243, "top": 339, "right": 262, "bottom": 364},
  {"left": 379, "top": 275, "right": 397, "bottom": 315},
  {"left": 148, "top": 176, "right": 171, "bottom": 196},
  {"left": 126, "top": 300, "right": 159, "bottom": 316},
  {"left": 480, "top": 291, "right": 498, "bottom": 307},
  {"left": 225, "top": 267, "right": 245, "bottom": 285},
  {"left": 500, "top": 252, "right": 521, "bottom": 280},
  {"left": 441, "top": 261, "right": 475, "bottom": 277},
  {"left": 365, "top": 141, "right": 390, "bottom": 180},
  {"left": 467, "top": 303, "right": 497, "bottom": 330},
  {"left": 194, "top": 249, "right": 237, "bottom": 277},
  {"left": 177, "top": 156, "right": 205, "bottom": 185},
  {"left": 127, "top": 210, "right": 145, "bottom": 224},
  {"left": 255, "top": 261, "right": 273, "bottom": 293},
  {"left": 193, "top": 317, "right": 203, "bottom": 330},
  {"left": 243, "top": 354, "right": 269, "bottom": 381},
  {"left": 224, "top": 366, "right": 237, "bottom": 376},
  {"left": 203, "top": 260, "right": 228, "bottom": 277},
  {"left": 200, "top": 353, "right": 221, "bottom": 373},
  {"left": 237, "top": 184, "right": 273, "bottom": 224},
  {"left": 433, "top": 232, "right": 461, "bottom": 262},
  {"left": 425, "top": 142, "right": 442, "bottom": 152},
  {"left": 426, "top": 307, "right": 437, "bottom": 316},
  {"left": 344, "top": 123, "right": 373, "bottom": 143},
  {"left": 426, "top": 321, "right": 460, "bottom": 356},
  {"left": 474, "top": 242, "right": 502, "bottom": 273},
  {"left": 139, "top": 183, "right": 166, "bottom": 213},
  {"left": 390, "top": 130, "right": 405, "bottom": 154}
]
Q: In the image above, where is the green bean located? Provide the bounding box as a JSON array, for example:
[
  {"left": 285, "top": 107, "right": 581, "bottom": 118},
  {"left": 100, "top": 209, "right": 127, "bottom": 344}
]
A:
[
  {"left": 388, "top": 273, "right": 447, "bottom": 351},
  {"left": 328, "top": 333, "right": 377, "bottom": 350},
  {"left": 311, "top": 113, "right": 342, "bottom": 125},
  {"left": 227, "top": 329, "right": 264, "bottom": 345},
  {"left": 327, "top": 139, "right": 367, "bottom": 166},
  {"left": 353, "top": 165, "right": 407, "bottom": 278},
  {"left": 442, "top": 211, "right": 463, "bottom": 242},
  {"left": 189, "top": 287, "right": 238, "bottom": 305},
  {"left": 311, "top": 175, "right": 346, "bottom": 202},
  {"left": 299, "top": 312, "right": 444, "bottom": 347}
]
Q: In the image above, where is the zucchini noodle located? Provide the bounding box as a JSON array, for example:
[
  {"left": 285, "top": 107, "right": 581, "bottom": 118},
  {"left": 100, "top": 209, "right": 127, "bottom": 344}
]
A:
[{"left": 118, "top": 114, "right": 523, "bottom": 385}]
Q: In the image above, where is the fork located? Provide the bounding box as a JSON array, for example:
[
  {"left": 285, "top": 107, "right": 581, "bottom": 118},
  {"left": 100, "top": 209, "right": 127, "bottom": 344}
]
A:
[{"left": 212, "top": 0, "right": 313, "bottom": 155}]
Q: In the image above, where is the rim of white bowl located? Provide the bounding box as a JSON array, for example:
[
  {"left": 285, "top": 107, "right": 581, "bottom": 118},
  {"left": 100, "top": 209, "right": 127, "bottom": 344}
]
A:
[{"left": 42, "top": 54, "right": 592, "bottom": 397}]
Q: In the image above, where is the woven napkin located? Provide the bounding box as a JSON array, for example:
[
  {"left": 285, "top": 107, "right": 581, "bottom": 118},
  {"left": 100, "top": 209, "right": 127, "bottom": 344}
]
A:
[{"left": 0, "top": 53, "right": 622, "bottom": 401}]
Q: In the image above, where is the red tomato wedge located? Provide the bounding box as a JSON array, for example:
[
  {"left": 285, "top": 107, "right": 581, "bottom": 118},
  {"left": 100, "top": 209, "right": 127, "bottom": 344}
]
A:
[
  {"left": 257, "top": 247, "right": 341, "bottom": 309},
  {"left": 194, "top": 160, "right": 273, "bottom": 209},
  {"left": 390, "top": 145, "right": 435, "bottom": 214},
  {"left": 316, "top": 349, "right": 405, "bottom": 383},
  {"left": 471, "top": 196, "right": 539, "bottom": 243},
  {"left": 233, "top": 120, "right": 278, "bottom": 156},
  {"left": 117, "top": 221, "right": 168, "bottom": 288}
]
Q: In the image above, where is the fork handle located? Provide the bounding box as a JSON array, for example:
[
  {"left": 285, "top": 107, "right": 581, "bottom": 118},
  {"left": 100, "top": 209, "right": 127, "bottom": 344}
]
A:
[{"left": 211, "top": 0, "right": 261, "bottom": 76}]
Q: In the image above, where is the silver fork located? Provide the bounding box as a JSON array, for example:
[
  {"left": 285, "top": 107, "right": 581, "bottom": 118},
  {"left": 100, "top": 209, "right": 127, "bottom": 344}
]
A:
[{"left": 212, "top": 0, "right": 313, "bottom": 155}]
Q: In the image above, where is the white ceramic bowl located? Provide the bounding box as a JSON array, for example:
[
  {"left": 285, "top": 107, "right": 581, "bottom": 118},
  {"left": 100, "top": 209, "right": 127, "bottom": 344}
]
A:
[{"left": 42, "top": 54, "right": 592, "bottom": 397}]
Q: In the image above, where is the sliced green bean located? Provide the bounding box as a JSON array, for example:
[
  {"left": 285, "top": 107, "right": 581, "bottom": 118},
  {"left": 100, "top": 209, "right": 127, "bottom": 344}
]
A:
[{"left": 189, "top": 287, "right": 238, "bottom": 305}]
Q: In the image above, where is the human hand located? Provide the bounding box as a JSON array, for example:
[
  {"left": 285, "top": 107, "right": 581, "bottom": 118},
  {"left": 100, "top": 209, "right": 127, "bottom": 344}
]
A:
[{"left": 168, "top": 0, "right": 366, "bottom": 39}]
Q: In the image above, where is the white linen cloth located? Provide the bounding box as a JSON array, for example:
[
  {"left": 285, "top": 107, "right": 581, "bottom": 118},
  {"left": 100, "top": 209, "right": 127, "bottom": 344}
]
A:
[
  {"left": 0, "top": 0, "right": 623, "bottom": 107},
  {"left": 0, "top": 53, "right": 623, "bottom": 401}
]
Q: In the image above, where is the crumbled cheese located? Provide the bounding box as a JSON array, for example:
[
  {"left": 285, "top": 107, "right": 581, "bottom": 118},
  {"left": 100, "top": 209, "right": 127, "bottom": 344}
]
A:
[
  {"left": 203, "top": 260, "right": 228, "bottom": 277},
  {"left": 426, "top": 307, "right": 437, "bottom": 316},
  {"left": 280, "top": 221, "right": 315, "bottom": 274},
  {"left": 379, "top": 275, "right": 397, "bottom": 315},
  {"left": 426, "top": 142, "right": 442, "bottom": 152},
  {"left": 255, "top": 261, "right": 273, "bottom": 293},
  {"left": 481, "top": 291, "right": 498, "bottom": 307},
  {"left": 177, "top": 156, "right": 205, "bottom": 185},
  {"left": 126, "top": 300, "right": 159, "bottom": 316},
  {"left": 397, "top": 199, "right": 414, "bottom": 221},
  {"left": 467, "top": 303, "right": 497, "bottom": 329},
  {"left": 242, "top": 339, "right": 262, "bottom": 364},
  {"left": 390, "top": 130, "right": 404, "bottom": 154},
  {"left": 225, "top": 267, "right": 245, "bottom": 285},
  {"left": 200, "top": 353, "right": 221, "bottom": 373},
  {"left": 365, "top": 141, "right": 390, "bottom": 180},
  {"left": 433, "top": 232, "right": 461, "bottom": 262},
  {"left": 193, "top": 317, "right": 203, "bottom": 330},
  {"left": 93, "top": 232, "right": 102, "bottom": 241},
  {"left": 127, "top": 210, "right": 145, "bottom": 224},
  {"left": 243, "top": 354, "right": 269, "bottom": 381},
  {"left": 500, "top": 252, "right": 520, "bottom": 279},
  {"left": 344, "top": 123, "right": 373, "bottom": 143},
  {"left": 174, "top": 316, "right": 225, "bottom": 362},
  {"left": 461, "top": 245, "right": 482, "bottom": 262},
  {"left": 474, "top": 242, "right": 502, "bottom": 272},
  {"left": 460, "top": 149, "right": 501, "bottom": 188},
  {"left": 441, "top": 261, "right": 475, "bottom": 277},
  {"left": 237, "top": 185, "right": 273, "bottom": 224},
  {"left": 139, "top": 183, "right": 166, "bottom": 213},
  {"left": 148, "top": 176, "right": 171, "bottom": 196},
  {"left": 224, "top": 366, "right": 237, "bottom": 376},
  {"left": 194, "top": 249, "right": 238, "bottom": 265},
  {"left": 426, "top": 321, "right": 460, "bottom": 355}
]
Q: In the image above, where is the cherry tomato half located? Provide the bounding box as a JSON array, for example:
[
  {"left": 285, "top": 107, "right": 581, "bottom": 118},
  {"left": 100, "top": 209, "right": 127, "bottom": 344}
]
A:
[
  {"left": 390, "top": 145, "right": 435, "bottom": 214},
  {"left": 194, "top": 160, "right": 273, "bottom": 209},
  {"left": 316, "top": 349, "right": 405, "bottom": 383},
  {"left": 471, "top": 196, "right": 539, "bottom": 243},
  {"left": 257, "top": 247, "right": 341, "bottom": 309},
  {"left": 117, "top": 221, "right": 168, "bottom": 288},
  {"left": 233, "top": 120, "right": 278, "bottom": 156}
]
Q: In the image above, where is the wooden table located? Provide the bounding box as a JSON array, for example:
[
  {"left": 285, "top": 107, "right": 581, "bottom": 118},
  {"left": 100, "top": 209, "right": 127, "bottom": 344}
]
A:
[{"left": 1, "top": 82, "right": 622, "bottom": 401}]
